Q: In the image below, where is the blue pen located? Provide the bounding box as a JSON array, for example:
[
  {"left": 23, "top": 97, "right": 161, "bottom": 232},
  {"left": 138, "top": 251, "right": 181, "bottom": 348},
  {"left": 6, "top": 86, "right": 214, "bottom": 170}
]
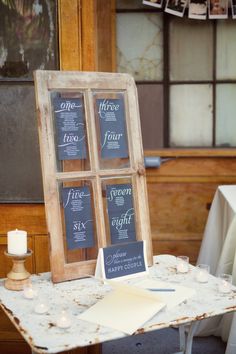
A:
[{"left": 147, "top": 288, "right": 176, "bottom": 292}]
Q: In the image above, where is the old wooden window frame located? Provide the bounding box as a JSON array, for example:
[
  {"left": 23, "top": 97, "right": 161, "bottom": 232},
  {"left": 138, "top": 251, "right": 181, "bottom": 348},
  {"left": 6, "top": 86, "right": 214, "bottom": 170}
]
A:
[{"left": 34, "top": 70, "right": 153, "bottom": 283}]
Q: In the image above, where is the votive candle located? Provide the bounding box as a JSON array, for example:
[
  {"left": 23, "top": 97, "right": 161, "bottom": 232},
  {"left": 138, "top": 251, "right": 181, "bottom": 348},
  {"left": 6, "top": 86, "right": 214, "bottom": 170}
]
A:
[
  {"left": 23, "top": 284, "right": 38, "bottom": 299},
  {"left": 34, "top": 302, "right": 49, "bottom": 314},
  {"left": 196, "top": 264, "right": 209, "bottom": 283},
  {"left": 56, "top": 310, "right": 72, "bottom": 328},
  {"left": 218, "top": 274, "right": 232, "bottom": 294},
  {"left": 177, "top": 256, "right": 189, "bottom": 273}
]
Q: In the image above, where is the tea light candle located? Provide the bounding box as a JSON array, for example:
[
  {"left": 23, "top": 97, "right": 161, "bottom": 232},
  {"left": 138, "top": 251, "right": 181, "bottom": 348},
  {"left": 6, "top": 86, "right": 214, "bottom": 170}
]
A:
[
  {"left": 7, "top": 229, "right": 27, "bottom": 255},
  {"left": 196, "top": 264, "right": 209, "bottom": 283},
  {"left": 34, "top": 302, "right": 49, "bottom": 314},
  {"left": 218, "top": 274, "right": 232, "bottom": 294},
  {"left": 177, "top": 256, "right": 189, "bottom": 273},
  {"left": 219, "top": 280, "right": 231, "bottom": 293},
  {"left": 56, "top": 310, "right": 72, "bottom": 329},
  {"left": 23, "top": 284, "right": 38, "bottom": 299}
]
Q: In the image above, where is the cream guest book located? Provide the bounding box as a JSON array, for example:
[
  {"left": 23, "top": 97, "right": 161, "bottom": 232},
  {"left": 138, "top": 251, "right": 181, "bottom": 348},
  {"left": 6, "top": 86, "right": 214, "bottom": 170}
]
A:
[{"left": 78, "top": 279, "right": 195, "bottom": 334}]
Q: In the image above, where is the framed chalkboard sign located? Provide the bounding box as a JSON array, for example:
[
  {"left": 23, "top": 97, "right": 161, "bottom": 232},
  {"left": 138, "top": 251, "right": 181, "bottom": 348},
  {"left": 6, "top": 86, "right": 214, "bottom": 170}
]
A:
[{"left": 34, "top": 70, "right": 153, "bottom": 283}]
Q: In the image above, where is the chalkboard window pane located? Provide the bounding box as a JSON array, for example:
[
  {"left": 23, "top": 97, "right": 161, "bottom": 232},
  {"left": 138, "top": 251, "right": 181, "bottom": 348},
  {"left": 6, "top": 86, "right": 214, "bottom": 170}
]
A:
[
  {"left": 0, "top": 85, "right": 43, "bottom": 201},
  {"left": 93, "top": 91, "right": 130, "bottom": 170},
  {"left": 0, "top": 0, "right": 57, "bottom": 80},
  {"left": 50, "top": 91, "right": 91, "bottom": 172},
  {"left": 59, "top": 179, "right": 98, "bottom": 264},
  {"left": 102, "top": 177, "right": 137, "bottom": 246}
]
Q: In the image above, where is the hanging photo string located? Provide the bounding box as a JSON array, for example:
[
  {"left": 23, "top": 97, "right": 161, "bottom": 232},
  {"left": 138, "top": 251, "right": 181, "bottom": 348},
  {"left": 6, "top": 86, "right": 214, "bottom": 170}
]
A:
[
  {"left": 208, "top": 0, "right": 228, "bottom": 19},
  {"left": 143, "top": 0, "right": 234, "bottom": 19},
  {"left": 188, "top": 0, "right": 207, "bottom": 19},
  {"left": 165, "top": 0, "right": 188, "bottom": 17},
  {"left": 143, "top": 0, "right": 164, "bottom": 8},
  {"left": 232, "top": 0, "right": 236, "bottom": 18}
]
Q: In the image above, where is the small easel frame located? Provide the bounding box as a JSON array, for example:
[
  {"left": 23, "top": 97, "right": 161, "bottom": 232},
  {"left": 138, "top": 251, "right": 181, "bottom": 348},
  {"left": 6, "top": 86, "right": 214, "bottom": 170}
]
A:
[{"left": 34, "top": 70, "right": 153, "bottom": 283}]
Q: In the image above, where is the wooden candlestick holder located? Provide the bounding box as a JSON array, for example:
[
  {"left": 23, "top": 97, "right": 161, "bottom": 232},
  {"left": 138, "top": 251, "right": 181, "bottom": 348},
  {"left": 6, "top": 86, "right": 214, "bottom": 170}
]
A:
[{"left": 4, "top": 250, "right": 33, "bottom": 291}]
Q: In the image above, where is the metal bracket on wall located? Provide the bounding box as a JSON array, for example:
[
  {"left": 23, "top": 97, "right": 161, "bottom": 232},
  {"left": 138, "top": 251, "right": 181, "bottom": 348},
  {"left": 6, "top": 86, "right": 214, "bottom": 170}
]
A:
[{"left": 144, "top": 156, "right": 176, "bottom": 168}]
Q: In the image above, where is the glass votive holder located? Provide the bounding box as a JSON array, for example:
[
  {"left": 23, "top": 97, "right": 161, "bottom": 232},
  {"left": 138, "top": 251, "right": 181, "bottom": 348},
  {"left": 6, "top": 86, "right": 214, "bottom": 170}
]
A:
[
  {"left": 218, "top": 274, "right": 232, "bottom": 294},
  {"left": 23, "top": 283, "right": 38, "bottom": 299},
  {"left": 56, "top": 309, "right": 72, "bottom": 329},
  {"left": 195, "top": 264, "right": 210, "bottom": 283},
  {"left": 176, "top": 256, "right": 189, "bottom": 273},
  {"left": 34, "top": 299, "right": 50, "bottom": 314}
]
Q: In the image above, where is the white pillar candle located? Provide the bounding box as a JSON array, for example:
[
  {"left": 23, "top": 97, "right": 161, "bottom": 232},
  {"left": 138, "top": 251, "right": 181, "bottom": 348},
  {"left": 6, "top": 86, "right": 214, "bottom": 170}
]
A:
[{"left": 7, "top": 229, "right": 27, "bottom": 255}]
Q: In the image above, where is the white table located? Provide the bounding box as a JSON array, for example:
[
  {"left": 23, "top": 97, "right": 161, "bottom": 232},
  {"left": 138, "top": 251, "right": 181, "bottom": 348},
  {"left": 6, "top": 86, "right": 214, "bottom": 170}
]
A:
[
  {"left": 196, "top": 185, "right": 236, "bottom": 354},
  {"left": 0, "top": 254, "right": 236, "bottom": 354}
]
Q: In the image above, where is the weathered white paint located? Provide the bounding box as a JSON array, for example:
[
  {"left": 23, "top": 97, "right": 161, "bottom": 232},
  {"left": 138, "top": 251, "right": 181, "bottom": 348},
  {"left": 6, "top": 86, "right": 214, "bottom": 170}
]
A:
[{"left": 0, "top": 255, "right": 236, "bottom": 354}]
